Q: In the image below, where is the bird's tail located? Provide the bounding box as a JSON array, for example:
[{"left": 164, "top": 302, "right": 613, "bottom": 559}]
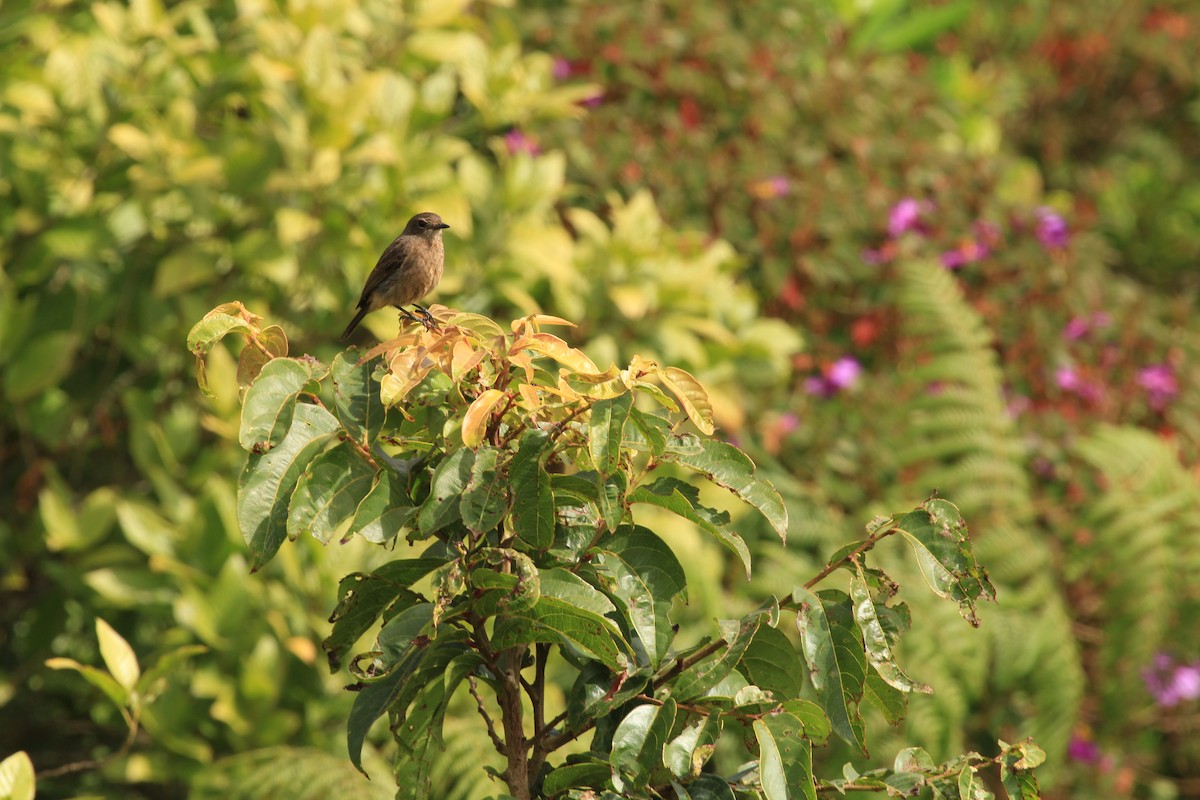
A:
[{"left": 341, "top": 307, "right": 369, "bottom": 340}]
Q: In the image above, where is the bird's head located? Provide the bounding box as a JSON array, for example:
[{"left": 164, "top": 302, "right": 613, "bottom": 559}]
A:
[{"left": 404, "top": 212, "right": 450, "bottom": 239}]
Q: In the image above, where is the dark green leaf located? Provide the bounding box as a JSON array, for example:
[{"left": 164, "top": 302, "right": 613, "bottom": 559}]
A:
[
  {"left": 331, "top": 350, "right": 387, "bottom": 445},
  {"left": 460, "top": 445, "right": 508, "bottom": 533},
  {"left": 237, "top": 403, "right": 339, "bottom": 570},
  {"left": 542, "top": 762, "right": 611, "bottom": 795},
  {"left": 238, "top": 356, "right": 327, "bottom": 452},
  {"left": 610, "top": 699, "right": 677, "bottom": 794},
  {"left": 392, "top": 651, "right": 480, "bottom": 799},
  {"left": 676, "top": 775, "right": 736, "bottom": 800},
  {"left": 416, "top": 449, "right": 475, "bottom": 538},
  {"left": 754, "top": 712, "right": 815, "bottom": 800},
  {"left": 893, "top": 498, "right": 996, "bottom": 626},
  {"left": 590, "top": 392, "right": 634, "bottom": 474},
  {"left": 287, "top": 445, "right": 374, "bottom": 543},
  {"left": 782, "top": 699, "right": 831, "bottom": 743},
  {"left": 510, "top": 430, "right": 556, "bottom": 549},
  {"left": 999, "top": 740, "right": 1044, "bottom": 800},
  {"left": 672, "top": 612, "right": 763, "bottom": 702},
  {"left": 492, "top": 591, "right": 631, "bottom": 672},
  {"left": 567, "top": 661, "right": 651, "bottom": 729},
  {"left": 863, "top": 670, "right": 907, "bottom": 724},
  {"left": 792, "top": 587, "right": 867, "bottom": 755},
  {"left": 738, "top": 623, "right": 803, "bottom": 700},
  {"left": 594, "top": 527, "right": 687, "bottom": 668},
  {"left": 323, "top": 559, "right": 442, "bottom": 671},
  {"left": 630, "top": 477, "right": 751, "bottom": 578},
  {"left": 346, "top": 469, "right": 419, "bottom": 544}
]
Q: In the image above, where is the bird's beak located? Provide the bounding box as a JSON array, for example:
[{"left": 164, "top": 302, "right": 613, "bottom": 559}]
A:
[{"left": 437, "top": 222, "right": 450, "bottom": 229}]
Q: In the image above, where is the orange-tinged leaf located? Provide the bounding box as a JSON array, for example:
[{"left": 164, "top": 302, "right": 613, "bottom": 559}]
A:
[
  {"left": 363, "top": 332, "right": 422, "bottom": 362},
  {"left": 512, "top": 333, "right": 601, "bottom": 376},
  {"left": 657, "top": 366, "right": 715, "bottom": 435},
  {"left": 511, "top": 314, "right": 577, "bottom": 334},
  {"left": 517, "top": 383, "right": 543, "bottom": 412},
  {"left": 509, "top": 350, "right": 536, "bottom": 383},
  {"left": 462, "top": 389, "right": 507, "bottom": 448},
  {"left": 451, "top": 340, "right": 487, "bottom": 381}
]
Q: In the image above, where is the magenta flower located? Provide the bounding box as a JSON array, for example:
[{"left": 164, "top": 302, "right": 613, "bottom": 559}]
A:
[
  {"left": 1144, "top": 653, "right": 1200, "bottom": 707},
  {"left": 887, "top": 198, "right": 928, "bottom": 238},
  {"left": 579, "top": 91, "right": 605, "bottom": 108},
  {"left": 777, "top": 412, "right": 801, "bottom": 434},
  {"left": 1035, "top": 207, "right": 1070, "bottom": 249},
  {"left": 1137, "top": 364, "right": 1179, "bottom": 410},
  {"left": 1056, "top": 366, "right": 1081, "bottom": 392},
  {"left": 828, "top": 357, "right": 862, "bottom": 390},
  {"left": 552, "top": 57, "right": 572, "bottom": 81},
  {"left": 504, "top": 129, "right": 540, "bottom": 156},
  {"left": 805, "top": 357, "right": 862, "bottom": 398},
  {"left": 1067, "top": 735, "right": 1101, "bottom": 764},
  {"left": 1063, "top": 317, "right": 1091, "bottom": 341}
]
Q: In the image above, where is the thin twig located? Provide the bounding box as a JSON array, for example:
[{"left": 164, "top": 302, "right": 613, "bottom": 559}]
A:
[{"left": 468, "top": 675, "right": 506, "bottom": 754}]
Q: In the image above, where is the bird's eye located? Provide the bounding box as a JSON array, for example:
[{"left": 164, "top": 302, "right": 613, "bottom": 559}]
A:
[{"left": 418, "top": 220, "right": 427, "bottom": 228}]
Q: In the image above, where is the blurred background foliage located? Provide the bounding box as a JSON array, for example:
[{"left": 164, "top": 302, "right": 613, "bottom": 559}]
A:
[{"left": 1, "top": 0, "right": 1197, "bottom": 798}]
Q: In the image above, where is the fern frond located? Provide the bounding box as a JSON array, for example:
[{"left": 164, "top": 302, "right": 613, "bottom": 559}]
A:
[{"left": 191, "top": 746, "right": 394, "bottom": 800}]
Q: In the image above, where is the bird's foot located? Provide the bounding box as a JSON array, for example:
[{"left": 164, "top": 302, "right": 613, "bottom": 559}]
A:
[{"left": 414, "top": 305, "right": 441, "bottom": 331}]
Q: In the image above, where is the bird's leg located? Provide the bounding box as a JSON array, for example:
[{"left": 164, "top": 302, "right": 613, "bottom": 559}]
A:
[
  {"left": 413, "top": 304, "right": 441, "bottom": 331},
  {"left": 398, "top": 308, "right": 423, "bottom": 326}
]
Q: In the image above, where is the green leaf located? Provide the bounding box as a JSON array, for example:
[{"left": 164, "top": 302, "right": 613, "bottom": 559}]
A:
[
  {"left": 347, "top": 469, "right": 419, "bottom": 544},
  {"left": 782, "top": 699, "right": 831, "bottom": 743},
  {"left": 393, "top": 651, "right": 482, "bottom": 799},
  {"left": 665, "top": 439, "right": 788, "bottom": 542},
  {"left": 594, "top": 527, "right": 687, "bottom": 668},
  {"left": 630, "top": 477, "right": 751, "bottom": 578},
  {"left": 237, "top": 402, "right": 340, "bottom": 569},
  {"left": 491, "top": 591, "right": 631, "bottom": 672},
  {"left": 738, "top": 623, "right": 802, "bottom": 700},
  {"left": 95, "top": 618, "right": 140, "bottom": 694},
  {"left": 999, "top": 739, "right": 1044, "bottom": 800},
  {"left": 186, "top": 312, "right": 251, "bottom": 355},
  {"left": 416, "top": 449, "right": 475, "bottom": 538},
  {"left": 542, "top": 761, "right": 611, "bottom": 795},
  {"left": 863, "top": 670, "right": 907, "bottom": 724},
  {"left": 44, "top": 656, "right": 129, "bottom": 711},
  {"left": 4, "top": 330, "right": 78, "bottom": 402},
  {"left": 792, "top": 587, "right": 867, "bottom": 755},
  {"left": 287, "top": 445, "right": 375, "bottom": 543},
  {"left": 610, "top": 699, "right": 677, "bottom": 794},
  {"left": 665, "top": 714, "right": 723, "bottom": 779},
  {"left": 754, "top": 713, "right": 815, "bottom": 800},
  {"left": 671, "top": 612, "right": 763, "bottom": 702},
  {"left": 677, "top": 774, "right": 736, "bottom": 800},
  {"left": 625, "top": 407, "right": 669, "bottom": 456},
  {"left": 331, "top": 350, "right": 387, "bottom": 445},
  {"left": 460, "top": 445, "right": 507, "bottom": 533},
  {"left": 510, "top": 430, "right": 555, "bottom": 549},
  {"left": 596, "top": 471, "right": 628, "bottom": 532},
  {"left": 590, "top": 392, "right": 634, "bottom": 474},
  {"left": 238, "top": 357, "right": 327, "bottom": 452},
  {"left": 0, "top": 751, "right": 35, "bottom": 800},
  {"left": 567, "top": 661, "right": 651, "bottom": 729},
  {"left": 322, "top": 559, "right": 443, "bottom": 671},
  {"left": 849, "top": 565, "right": 930, "bottom": 694},
  {"left": 893, "top": 498, "right": 996, "bottom": 626}
]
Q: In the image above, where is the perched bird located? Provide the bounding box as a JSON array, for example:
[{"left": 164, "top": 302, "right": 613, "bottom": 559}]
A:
[{"left": 341, "top": 211, "right": 450, "bottom": 339}]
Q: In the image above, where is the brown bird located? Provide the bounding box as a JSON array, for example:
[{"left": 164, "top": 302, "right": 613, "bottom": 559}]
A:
[{"left": 341, "top": 211, "right": 450, "bottom": 340}]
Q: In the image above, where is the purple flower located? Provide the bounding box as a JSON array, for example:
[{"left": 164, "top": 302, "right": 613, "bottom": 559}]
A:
[
  {"left": 579, "top": 91, "right": 605, "bottom": 108},
  {"left": 552, "top": 57, "right": 572, "bottom": 81},
  {"left": 1067, "top": 734, "right": 1101, "bottom": 764},
  {"left": 887, "top": 198, "right": 928, "bottom": 238},
  {"left": 1137, "top": 364, "right": 1178, "bottom": 410},
  {"left": 1144, "top": 653, "right": 1200, "bottom": 707},
  {"left": 804, "top": 375, "right": 834, "bottom": 398},
  {"left": 939, "top": 240, "right": 988, "bottom": 270},
  {"left": 1091, "top": 311, "right": 1112, "bottom": 329},
  {"left": 828, "top": 357, "right": 862, "bottom": 390},
  {"left": 504, "top": 129, "right": 540, "bottom": 156},
  {"left": 1035, "top": 207, "right": 1070, "bottom": 249}
]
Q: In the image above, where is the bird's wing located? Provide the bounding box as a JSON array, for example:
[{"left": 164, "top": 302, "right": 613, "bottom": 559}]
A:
[{"left": 354, "top": 236, "right": 410, "bottom": 308}]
